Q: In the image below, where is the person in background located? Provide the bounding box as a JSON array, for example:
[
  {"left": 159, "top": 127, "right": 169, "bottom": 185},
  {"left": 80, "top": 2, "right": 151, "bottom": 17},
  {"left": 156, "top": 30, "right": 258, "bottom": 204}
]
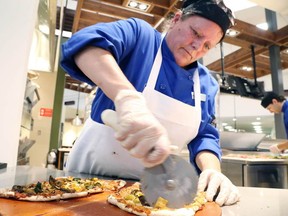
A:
[
  {"left": 60, "top": 0, "right": 240, "bottom": 206},
  {"left": 261, "top": 92, "right": 288, "bottom": 153}
]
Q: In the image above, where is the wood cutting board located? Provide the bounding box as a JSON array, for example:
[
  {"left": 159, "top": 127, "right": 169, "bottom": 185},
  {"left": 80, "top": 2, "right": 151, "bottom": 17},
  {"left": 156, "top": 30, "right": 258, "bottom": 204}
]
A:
[{"left": 0, "top": 192, "right": 221, "bottom": 216}]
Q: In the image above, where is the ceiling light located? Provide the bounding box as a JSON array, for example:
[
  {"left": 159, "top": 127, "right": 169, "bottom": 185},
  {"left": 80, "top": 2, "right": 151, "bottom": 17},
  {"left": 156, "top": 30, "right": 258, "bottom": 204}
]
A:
[
  {"left": 240, "top": 66, "right": 252, "bottom": 72},
  {"left": 256, "top": 22, "right": 268, "bottom": 30},
  {"left": 253, "top": 125, "right": 262, "bottom": 129},
  {"left": 126, "top": 0, "right": 150, "bottom": 11},
  {"left": 72, "top": 115, "right": 82, "bottom": 126},
  {"left": 128, "top": 1, "right": 137, "bottom": 8},
  {"left": 224, "top": 125, "right": 233, "bottom": 130},
  {"left": 138, "top": 3, "right": 148, "bottom": 10},
  {"left": 251, "top": 122, "right": 261, "bottom": 126},
  {"left": 228, "top": 128, "right": 237, "bottom": 132},
  {"left": 72, "top": 86, "right": 83, "bottom": 126},
  {"left": 226, "top": 29, "right": 240, "bottom": 37}
]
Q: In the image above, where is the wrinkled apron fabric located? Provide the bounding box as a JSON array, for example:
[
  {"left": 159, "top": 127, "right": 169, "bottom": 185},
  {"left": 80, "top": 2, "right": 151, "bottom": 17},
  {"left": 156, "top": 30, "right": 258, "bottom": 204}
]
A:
[{"left": 66, "top": 40, "right": 202, "bottom": 179}]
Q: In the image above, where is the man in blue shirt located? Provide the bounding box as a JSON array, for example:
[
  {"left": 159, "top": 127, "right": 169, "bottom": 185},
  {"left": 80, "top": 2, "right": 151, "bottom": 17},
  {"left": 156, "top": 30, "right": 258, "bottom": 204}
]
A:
[
  {"left": 261, "top": 92, "right": 288, "bottom": 152},
  {"left": 61, "top": 0, "right": 239, "bottom": 206}
]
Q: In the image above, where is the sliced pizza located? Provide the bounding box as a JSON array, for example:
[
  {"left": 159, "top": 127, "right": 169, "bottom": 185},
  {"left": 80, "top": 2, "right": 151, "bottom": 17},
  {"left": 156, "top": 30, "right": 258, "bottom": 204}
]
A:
[
  {"left": 0, "top": 175, "right": 126, "bottom": 202},
  {"left": 107, "top": 182, "right": 215, "bottom": 216}
]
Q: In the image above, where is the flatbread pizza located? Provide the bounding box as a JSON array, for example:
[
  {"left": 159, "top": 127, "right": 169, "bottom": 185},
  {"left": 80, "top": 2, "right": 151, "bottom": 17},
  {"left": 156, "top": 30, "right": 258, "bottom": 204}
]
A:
[
  {"left": 107, "top": 182, "right": 221, "bottom": 216},
  {"left": 0, "top": 175, "right": 126, "bottom": 201}
]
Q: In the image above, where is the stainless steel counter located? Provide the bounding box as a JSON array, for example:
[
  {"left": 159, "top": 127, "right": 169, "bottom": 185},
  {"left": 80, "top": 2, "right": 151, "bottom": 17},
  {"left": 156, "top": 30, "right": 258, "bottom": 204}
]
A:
[{"left": 222, "top": 186, "right": 288, "bottom": 216}]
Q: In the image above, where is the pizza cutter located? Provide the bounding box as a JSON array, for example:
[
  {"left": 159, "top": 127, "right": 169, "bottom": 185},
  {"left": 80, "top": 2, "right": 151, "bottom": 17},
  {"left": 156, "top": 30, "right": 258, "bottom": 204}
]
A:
[{"left": 101, "top": 109, "right": 199, "bottom": 208}]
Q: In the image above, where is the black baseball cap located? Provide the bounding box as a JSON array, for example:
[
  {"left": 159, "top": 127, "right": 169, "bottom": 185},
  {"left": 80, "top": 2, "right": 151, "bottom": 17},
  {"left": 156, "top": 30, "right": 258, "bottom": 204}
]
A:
[{"left": 181, "top": 0, "right": 235, "bottom": 40}]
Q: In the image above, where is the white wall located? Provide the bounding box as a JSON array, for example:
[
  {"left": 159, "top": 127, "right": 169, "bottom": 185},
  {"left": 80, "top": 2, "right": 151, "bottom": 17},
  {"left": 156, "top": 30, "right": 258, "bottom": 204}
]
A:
[
  {"left": 218, "top": 94, "right": 271, "bottom": 118},
  {"left": 0, "top": 0, "right": 39, "bottom": 167}
]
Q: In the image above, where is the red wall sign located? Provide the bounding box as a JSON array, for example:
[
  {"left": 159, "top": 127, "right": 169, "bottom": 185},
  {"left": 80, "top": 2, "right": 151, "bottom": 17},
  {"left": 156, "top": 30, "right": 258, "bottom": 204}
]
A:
[{"left": 40, "top": 108, "right": 53, "bottom": 117}]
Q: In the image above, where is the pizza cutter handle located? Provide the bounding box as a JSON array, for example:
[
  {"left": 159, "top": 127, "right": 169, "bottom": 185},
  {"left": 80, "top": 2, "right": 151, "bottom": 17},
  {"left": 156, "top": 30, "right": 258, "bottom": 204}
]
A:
[{"left": 101, "top": 109, "right": 121, "bottom": 132}]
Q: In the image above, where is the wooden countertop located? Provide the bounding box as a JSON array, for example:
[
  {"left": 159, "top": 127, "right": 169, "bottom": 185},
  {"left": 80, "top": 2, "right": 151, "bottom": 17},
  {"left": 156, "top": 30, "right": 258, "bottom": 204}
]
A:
[
  {"left": 0, "top": 191, "right": 130, "bottom": 216},
  {"left": 0, "top": 193, "right": 221, "bottom": 216}
]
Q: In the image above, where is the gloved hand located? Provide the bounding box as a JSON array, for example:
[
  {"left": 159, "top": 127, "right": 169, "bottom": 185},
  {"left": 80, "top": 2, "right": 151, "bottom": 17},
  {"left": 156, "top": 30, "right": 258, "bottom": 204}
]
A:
[
  {"left": 269, "top": 144, "right": 282, "bottom": 154},
  {"left": 114, "top": 89, "right": 171, "bottom": 167},
  {"left": 197, "top": 169, "right": 240, "bottom": 206}
]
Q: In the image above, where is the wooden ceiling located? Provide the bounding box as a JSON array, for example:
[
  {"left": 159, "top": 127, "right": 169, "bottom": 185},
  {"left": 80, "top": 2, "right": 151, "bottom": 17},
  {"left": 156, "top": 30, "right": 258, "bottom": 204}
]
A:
[{"left": 61, "top": 0, "right": 288, "bottom": 93}]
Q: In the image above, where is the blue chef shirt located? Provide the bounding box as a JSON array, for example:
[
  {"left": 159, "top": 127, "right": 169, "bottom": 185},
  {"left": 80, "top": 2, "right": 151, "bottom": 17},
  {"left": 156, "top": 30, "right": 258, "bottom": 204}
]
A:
[
  {"left": 61, "top": 18, "right": 221, "bottom": 171},
  {"left": 282, "top": 100, "right": 288, "bottom": 138}
]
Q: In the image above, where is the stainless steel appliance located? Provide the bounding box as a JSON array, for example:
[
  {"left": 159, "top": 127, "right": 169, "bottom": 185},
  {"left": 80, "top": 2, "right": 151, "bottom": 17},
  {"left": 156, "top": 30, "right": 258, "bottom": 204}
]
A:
[
  {"left": 243, "top": 164, "right": 287, "bottom": 188},
  {"left": 222, "top": 151, "right": 288, "bottom": 189},
  {"left": 220, "top": 132, "right": 288, "bottom": 189}
]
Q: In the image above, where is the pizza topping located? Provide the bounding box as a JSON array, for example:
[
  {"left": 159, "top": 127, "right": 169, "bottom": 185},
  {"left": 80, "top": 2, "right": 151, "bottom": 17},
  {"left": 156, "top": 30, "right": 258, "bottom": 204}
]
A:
[
  {"left": 49, "top": 176, "right": 75, "bottom": 193},
  {"left": 107, "top": 182, "right": 210, "bottom": 216},
  {"left": 186, "top": 191, "right": 207, "bottom": 211},
  {"left": 34, "top": 182, "right": 43, "bottom": 193},
  {"left": 11, "top": 185, "right": 25, "bottom": 193},
  {"left": 154, "top": 197, "right": 168, "bottom": 209},
  {"left": 1, "top": 176, "right": 126, "bottom": 201}
]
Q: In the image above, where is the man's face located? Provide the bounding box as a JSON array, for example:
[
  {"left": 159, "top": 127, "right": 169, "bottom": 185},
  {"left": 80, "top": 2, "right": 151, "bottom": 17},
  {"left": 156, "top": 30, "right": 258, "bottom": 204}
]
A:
[
  {"left": 266, "top": 99, "right": 282, "bottom": 113},
  {"left": 166, "top": 13, "right": 223, "bottom": 67}
]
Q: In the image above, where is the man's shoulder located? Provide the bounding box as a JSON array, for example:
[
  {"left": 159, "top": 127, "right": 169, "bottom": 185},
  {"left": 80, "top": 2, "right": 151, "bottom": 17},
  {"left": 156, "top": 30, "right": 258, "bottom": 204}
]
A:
[{"left": 283, "top": 100, "right": 288, "bottom": 113}]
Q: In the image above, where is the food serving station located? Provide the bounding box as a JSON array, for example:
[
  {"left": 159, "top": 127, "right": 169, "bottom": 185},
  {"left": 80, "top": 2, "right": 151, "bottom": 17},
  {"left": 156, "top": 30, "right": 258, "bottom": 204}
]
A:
[{"left": 219, "top": 131, "right": 288, "bottom": 189}]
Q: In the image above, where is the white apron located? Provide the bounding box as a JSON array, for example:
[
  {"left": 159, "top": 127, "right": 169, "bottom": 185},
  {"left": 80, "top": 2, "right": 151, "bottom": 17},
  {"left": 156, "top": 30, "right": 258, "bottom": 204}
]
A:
[{"left": 66, "top": 40, "right": 202, "bottom": 179}]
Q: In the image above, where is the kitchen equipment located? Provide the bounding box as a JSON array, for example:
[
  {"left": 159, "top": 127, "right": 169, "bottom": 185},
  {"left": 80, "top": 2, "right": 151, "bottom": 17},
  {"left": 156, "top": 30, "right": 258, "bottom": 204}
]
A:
[
  {"left": 47, "top": 149, "right": 58, "bottom": 169},
  {"left": 101, "top": 109, "right": 199, "bottom": 208},
  {"left": 140, "top": 154, "right": 199, "bottom": 208},
  {"left": 17, "top": 137, "right": 36, "bottom": 165},
  {"left": 221, "top": 150, "right": 288, "bottom": 188},
  {"left": 220, "top": 131, "right": 265, "bottom": 151}
]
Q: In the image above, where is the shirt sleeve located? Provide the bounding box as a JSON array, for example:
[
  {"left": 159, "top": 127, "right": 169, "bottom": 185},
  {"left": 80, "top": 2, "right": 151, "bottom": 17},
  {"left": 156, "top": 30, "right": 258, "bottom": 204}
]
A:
[
  {"left": 60, "top": 18, "right": 141, "bottom": 85},
  {"left": 187, "top": 70, "right": 221, "bottom": 173}
]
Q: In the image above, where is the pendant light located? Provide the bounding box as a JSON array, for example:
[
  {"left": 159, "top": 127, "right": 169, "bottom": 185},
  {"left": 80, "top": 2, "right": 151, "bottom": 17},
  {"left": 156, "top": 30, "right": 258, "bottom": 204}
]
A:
[
  {"left": 72, "top": 85, "right": 82, "bottom": 126},
  {"left": 220, "top": 41, "right": 226, "bottom": 86}
]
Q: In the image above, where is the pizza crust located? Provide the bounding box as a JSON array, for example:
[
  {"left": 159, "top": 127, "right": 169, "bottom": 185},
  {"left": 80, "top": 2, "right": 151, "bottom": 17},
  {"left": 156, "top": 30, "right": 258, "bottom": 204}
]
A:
[
  {"left": 108, "top": 194, "right": 150, "bottom": 216},
  {"left": 61, "top": 191, "right": 89, "bottom": 200},
  {"left": 0, "top": 188, "right": 15, "bottom": 198},
  {"left": 18, "top": 194, "right": 62, "bottom": 202},
  {"left": 108, "top": 194, "right": 196, "bottom": 216}
]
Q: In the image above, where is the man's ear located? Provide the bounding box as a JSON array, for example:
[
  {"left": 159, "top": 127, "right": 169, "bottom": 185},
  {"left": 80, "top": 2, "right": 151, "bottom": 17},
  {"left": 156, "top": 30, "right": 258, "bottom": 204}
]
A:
[
  {"left": 272, "top": 98, "right": 278, "bottom": 104},
  {"left": 172, "top": 11, "right": 182, "bottom": 23}
]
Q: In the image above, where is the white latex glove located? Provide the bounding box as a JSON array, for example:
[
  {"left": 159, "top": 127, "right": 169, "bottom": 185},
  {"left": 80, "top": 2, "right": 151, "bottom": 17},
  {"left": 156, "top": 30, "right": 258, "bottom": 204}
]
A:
[
  {"left": 114, "top": 90, "right": 171, "bottom": 167},
  {"left": 197, "top": 169, "right": 240, "bottom": 206},
  {"left": 269, "top": 144, "right": 282, "bottom": 154}
]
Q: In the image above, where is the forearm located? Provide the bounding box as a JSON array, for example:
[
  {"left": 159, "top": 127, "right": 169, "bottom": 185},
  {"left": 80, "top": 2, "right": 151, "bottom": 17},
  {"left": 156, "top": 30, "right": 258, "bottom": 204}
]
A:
[
  {"left": 277, "top": 141, "right": 288, "bottom": 152},
  {"left": 74, "top": 46, "right": 135, "bottom": 101},
  {"left": 195, "top": 151, "right": 221, "bottom": 172}
]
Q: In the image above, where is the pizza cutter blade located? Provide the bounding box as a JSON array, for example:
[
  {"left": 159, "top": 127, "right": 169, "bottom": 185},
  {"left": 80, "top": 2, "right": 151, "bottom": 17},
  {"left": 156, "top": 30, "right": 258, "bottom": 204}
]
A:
[
  {"left": 101, "top": 109, "right": 199, "bottom": 208},
  {"left": 140, "top": 154, "right": 199, "bottom": 208}
]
